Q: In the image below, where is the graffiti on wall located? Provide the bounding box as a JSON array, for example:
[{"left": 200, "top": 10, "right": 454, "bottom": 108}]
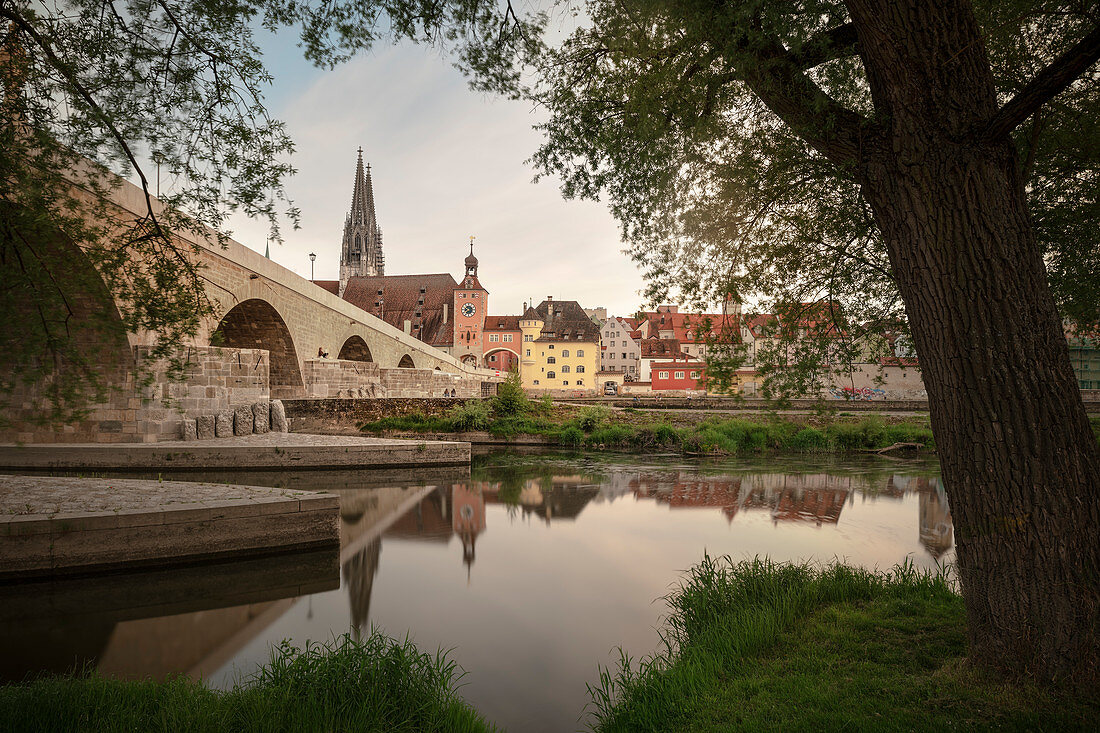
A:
[{"left": 831, "top": 386, "right": 886, "bottom": 401}]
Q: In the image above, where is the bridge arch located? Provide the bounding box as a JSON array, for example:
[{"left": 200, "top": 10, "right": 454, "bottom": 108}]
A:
[
  {"left": 398, "top": 354, "right": 415, "bottom": 369},
  {"left": 338, "top": 335, "right": 373, "bottom": 362},
  {"left": 212, "top": 298, "right": 303, "bottom": 392}
]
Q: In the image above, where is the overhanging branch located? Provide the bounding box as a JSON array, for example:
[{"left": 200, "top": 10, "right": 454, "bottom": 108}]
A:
[{"left": 982, "top": 21, "right": 1100, "bottom": 142}]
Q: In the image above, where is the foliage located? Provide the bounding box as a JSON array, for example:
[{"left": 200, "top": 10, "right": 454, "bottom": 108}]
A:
[
  {"left": 585, "top": 556, "right": 1097, "bottom": 732},
  {"left": 576, "top": 405, "right": 610, "bottom": 432},
  {"left": 447, "top": 399, "right": 492, "bottom": 431},
  {"left": 0, "top": 0, "right": 542, "bottom": 424},
  {"left": 494, "top": 0, "right": 1100, "bottom": 401},
  {"left": 559, "top": 425, "right": 584, "bottom": 447},
  {"left": 0, "top": 631, "right": 494, "bottom": 732},
  {"left": 489, "top": 369, "right": 529, "bottom": 418}
]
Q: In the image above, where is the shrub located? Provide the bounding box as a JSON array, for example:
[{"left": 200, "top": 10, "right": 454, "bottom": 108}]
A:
[
  {"left": 490, "top": 370, "right": 529, "bottom": 417},
  {"left": 654, "top": 423, "right": 680, "bottom": 446},
  {"left": 447, "top": 400, "right": 491, "bottom": 431},
  {"left": 577, "top": 406, "right": 610, "bottom": 432},
  {"left": 587, "top": 424, "right": 633, "bottom": 446},
  {"left": 559, "top": 426, "right": 584, "bottom": 447},
  {"left": 539, "top": 393, "right": 554, "bottom": 415},
  {"left": 790, "top": 427, "right": 828, "bottom": 451}
]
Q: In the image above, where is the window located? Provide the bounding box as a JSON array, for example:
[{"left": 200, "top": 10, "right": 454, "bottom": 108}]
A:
[
  {"left": 577, "top": 379, "right": 584, "bottom": 385},
  {"left": 675, "top": 371, "right": 685, "bottom": 380},
  {"left": 659, "top": 371, "right": 669, "bottom": 379},
  {"left": 524, "top": 334, "right": 533, "bottom": 342},
  {"left": 534, "top": 380, "right": 540, "bottom": 385},
  {"left": 609, "top": 341, "right": 615, "bottom": 347},
  {"left": 577, "top": 349, "right": 584, "bottom": 357},
  {"left": 609, "top": 353, "right": 615, "bottom": 359},
  {"left": 489, "top": 334, "right": 499, "bottom": 342},
  {"left": 690, "top": 371, "right": 699, "bottom": 379},
  {"left": 549, "top": 344, "right": 555, "bottom": 349},
  {"left": 562, "top": 365, "right": 570, "bottom": 373},
  {"left": 563, "top": 380, "right": 569, "bottom": 385},
  {"left": 622, "top": 353, "right": 626, "bottom": 359},
  {"left": 576, "top": 365, "right": 585, "bottom": 373},
  {"left": 547, "top": 371, "right": 556, "bottom": 379},
  {"left": 630, "top": 365, "right": 636, "bottom": 373},
  {"left": 526, "top": 349, "right": 531, "bottom": 356},
  {"left": 503, "top": 334, "right": 513, "bottom": 342},
  {"left": 562, "top": 350, "right": 570, "bottom": 357},
  {"left": 547, "top": 356, "right": 556, "bottom": 364},
  {"left": 460, "top": 293, "right": 466, "bottom": 298},
  {"left": 473, "top": 292, "right": 480, "bottom": 298}
]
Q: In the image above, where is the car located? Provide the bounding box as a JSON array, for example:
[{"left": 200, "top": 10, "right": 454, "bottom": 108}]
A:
[{"left": 603, "top": 383, "right": 618, "bottom": 396}]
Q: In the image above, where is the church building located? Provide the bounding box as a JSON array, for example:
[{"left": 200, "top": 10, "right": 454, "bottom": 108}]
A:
[{"left": 321, "top": 148, "right": 491, "bottom": 365}]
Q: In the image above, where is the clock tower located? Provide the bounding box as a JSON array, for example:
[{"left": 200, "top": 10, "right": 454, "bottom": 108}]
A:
[{"left": 453, "top": 238, "right": 488, "bottom": 365}]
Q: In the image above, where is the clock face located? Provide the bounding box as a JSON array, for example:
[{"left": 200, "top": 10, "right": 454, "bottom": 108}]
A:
[{"left": 461, "top": 302, "right": 476, "bottom": 318}]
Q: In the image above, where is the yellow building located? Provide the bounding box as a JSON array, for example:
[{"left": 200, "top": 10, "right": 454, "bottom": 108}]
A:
[{"left": 518, "top": 298, "right": 601, "bottom": 393}]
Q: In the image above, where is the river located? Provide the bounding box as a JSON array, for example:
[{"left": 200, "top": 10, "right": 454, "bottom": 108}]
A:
[{"left": 0, "top": 449, "right": 951, "bottom": 732}]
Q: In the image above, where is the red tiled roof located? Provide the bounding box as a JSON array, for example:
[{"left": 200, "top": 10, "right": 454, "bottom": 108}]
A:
[
  {"left": 641, "top": 338, "right": 687, "bottom": 359},
  {"left": 638, "top": 311, "right": 738, "bottom": 344},
  {"left": 484, "top": 315, "right": 520, "bottom": 330},
  {"left": 313, "top": 280, "right": 340, "bottom": 296},
  {"left": 342, "top": 273, "right": 460, "bottom": 347}
]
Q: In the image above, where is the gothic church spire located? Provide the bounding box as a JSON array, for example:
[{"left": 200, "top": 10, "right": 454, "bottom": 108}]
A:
[{"left": 339, "top": 147, "right": 384, "bottom": 296}]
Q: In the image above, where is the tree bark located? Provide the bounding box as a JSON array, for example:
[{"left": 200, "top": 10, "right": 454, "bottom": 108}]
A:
[{"left": 846, "top": 0, "right": 1100, "bottom": 687}]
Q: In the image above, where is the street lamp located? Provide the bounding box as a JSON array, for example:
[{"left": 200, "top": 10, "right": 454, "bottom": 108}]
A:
[{"left": 308, "top": 252, "right": 316, "bottom": 281}]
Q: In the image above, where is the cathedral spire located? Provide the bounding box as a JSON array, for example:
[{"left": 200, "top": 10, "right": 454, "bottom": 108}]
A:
[{"left": 339, "top": 147, "right": 384, "bottom": 296}]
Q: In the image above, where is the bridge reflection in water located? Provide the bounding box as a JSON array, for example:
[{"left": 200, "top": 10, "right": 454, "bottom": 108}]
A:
[{"left": 1, "top": 454, "right": 952, "bottom": 733}]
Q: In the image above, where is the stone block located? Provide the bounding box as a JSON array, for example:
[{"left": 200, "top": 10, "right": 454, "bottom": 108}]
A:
[
  {"left": 252, "top": 401, "right": 270, "bottom": 433},
  {"left": 215, "top": 411, "right": 234, "bottom": 437},
  {"left": 233, "top": 405, "right": 254, "bottom": 435},
  {"left": 270, "top": 400, "right": 288, "bottom": 432},
  {"left": 179, "top": 419, "right": 198, "bottom": 441},
  {"left": 196, "top": 414, "right": 215, "bottom": 439}
]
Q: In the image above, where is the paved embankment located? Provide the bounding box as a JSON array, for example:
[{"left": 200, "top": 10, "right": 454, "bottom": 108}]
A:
[
  {"left": 0, "top": 432, "right": 469, "bottom": 471},
  {"left": 0, "top": 475, "right": 340, "bottom": 579}
]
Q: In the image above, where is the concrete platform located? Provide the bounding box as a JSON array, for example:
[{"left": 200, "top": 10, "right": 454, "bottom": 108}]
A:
[
  {"left": 0, "top": 432, "right": 470, "bottom": 471},
  {"left": 0, "top": 475, "right": 340, "bottom": 579}
]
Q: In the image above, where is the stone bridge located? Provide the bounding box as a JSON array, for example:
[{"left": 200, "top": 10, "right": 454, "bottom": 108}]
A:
[{"left": 2, "top": 164, "right": 497, "bottom": 443}]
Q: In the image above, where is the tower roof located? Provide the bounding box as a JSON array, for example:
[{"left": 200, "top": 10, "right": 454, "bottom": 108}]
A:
[
  {"left": 349, "top": 147, "right": 378, "bottom": 228},
  {"left": 465, "top": 238, "right": 478, "bottom": 268}
]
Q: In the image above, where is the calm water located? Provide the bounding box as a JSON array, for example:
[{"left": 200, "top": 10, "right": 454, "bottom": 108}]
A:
[{"left": 1, "top": 450, "right": 952, "bottom": 732}]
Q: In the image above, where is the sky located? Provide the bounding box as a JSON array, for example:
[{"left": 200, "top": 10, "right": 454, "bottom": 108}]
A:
[{"left": 224, "top": 33, "right": 650, "bottom": 318}]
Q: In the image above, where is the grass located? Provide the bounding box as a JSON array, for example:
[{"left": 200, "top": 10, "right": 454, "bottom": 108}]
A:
[
  {"left": 586, "top": 557, "right": 1098, "bottom": 732},
  {"left": 0, "top": 632, "right": 495, "bottom": 733},
  {"left": 361, "top": 403, "right": 940, "bottom": 456}
]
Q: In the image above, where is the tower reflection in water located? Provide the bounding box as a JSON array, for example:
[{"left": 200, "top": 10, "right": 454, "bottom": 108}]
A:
[{"left": 340, "top": 467, "right": 953, "bottom": 635}]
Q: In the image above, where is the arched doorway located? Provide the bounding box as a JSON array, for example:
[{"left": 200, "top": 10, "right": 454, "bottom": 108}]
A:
[
  {"left": 338, "top": 335, "right": 373, "bottom": 362},
  {"left": 398, "top": 354, "right": 415, "bottom": 369},
  {"left": 484, "top": 348, "right": 520, "bottom": 372},
  {"left": 211, "top": 299, "right": 303, "bottom": 392}
]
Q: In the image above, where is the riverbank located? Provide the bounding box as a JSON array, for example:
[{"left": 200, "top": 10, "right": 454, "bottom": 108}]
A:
[
  {"left": 0, "top": 632, "right": 495, "bottom": 733},
  {"left": 360, "top": 401, "right": 940, "bottom": 454},
  {"left": 587, "top": 557, "right": 1098, "bottom": 732},
  {"left": 357, "top": 399, "right": 1100, "bottom": 456}
]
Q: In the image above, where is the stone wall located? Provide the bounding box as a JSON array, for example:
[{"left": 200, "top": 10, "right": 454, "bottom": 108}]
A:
[
  {"left": 0, "top": 345, "right": 269, "bottom": 444},
  {"left": 283, "top": 397, "right": 471, "bottom": 431},
  {"left": 303, "top": 358, "right": 490, "bottom": 399}
]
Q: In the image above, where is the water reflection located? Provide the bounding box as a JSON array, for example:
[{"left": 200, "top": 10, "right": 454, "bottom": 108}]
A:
[{"left": 2, "top": 453, "right": 952, "bottom": 733}]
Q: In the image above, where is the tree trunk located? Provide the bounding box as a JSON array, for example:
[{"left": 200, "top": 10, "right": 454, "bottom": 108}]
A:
[{"left": 848, "top": 0, "right": 1100, "bottom": 687}]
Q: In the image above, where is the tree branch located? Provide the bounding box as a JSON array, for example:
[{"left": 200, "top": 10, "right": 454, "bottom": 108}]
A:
[
  {"left": 739, "top": 36, "right": 870, "bottom": 168},
  {"left": 787, "top": 22, "right": 860, "bottom": 70},
  {"left": 983, "top": 21, "right": 1100, "bottom": 141}
]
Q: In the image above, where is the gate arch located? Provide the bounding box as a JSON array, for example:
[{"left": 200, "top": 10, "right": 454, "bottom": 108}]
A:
[{"left": 398, "top": 354, "right": 415, "bottom": 368}]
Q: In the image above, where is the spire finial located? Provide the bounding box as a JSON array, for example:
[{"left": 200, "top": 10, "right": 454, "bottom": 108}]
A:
[
  {"left": 469, "top": 235, "right": 475, "bottom": 255},
  {"left": 357, "top": 146, "right": 363, "bottom": 157}
]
